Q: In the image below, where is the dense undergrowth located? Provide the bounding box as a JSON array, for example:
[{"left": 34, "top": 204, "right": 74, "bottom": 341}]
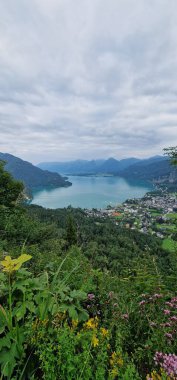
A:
[{"left": 0, "top": 161, "right": 177, "bottom": 379}]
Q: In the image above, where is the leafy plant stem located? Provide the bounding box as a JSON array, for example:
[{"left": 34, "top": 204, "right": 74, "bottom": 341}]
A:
[
  {"left": 78, "top": 343, "right": 92, "bottom": 380},
  {"left": 8, "top": 273, "right": 12, "bottom": 330}
]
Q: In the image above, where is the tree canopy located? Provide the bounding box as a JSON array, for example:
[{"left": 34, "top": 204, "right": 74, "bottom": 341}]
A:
[
  {"left": 0, "top": 160, "right": 24, "bottom": 208},
  {"left": 164, "top": 146, "right": 177, "bottom": 166}
]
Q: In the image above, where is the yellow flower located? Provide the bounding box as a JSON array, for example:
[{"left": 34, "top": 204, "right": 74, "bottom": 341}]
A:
[
  {"left": 110, "top": 352, "right": 123, "bottom": 367},
  {"left": 0, "top": 254, "right": 32, "bottom": 274},
  {"left": 117, "top": 357, "right": 123, "bottom": 367},
  {"left": 100, "top": 327, "right": 109, "bottom": 337},
  {"left": 147, "top": 371, "right": 162, "bottom": 380},
  {"left": 72, "top": 319, "right": 78, "bottom": 329},
  {"left": 84, "top": 317, "right": 98, "bottom": 330},
  {"left": 91, "top": 334, "right": 99, "bottom": 347},
  {"left": 110, "top": 352, "right": 116, "bottom": 366}
]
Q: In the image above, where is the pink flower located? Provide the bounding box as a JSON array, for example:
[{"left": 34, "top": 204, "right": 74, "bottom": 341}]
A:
[
  {"left": 87, "top": 293, "right": 95, "bottom": 300},
  {"left": 139, "top": 300, "right": 146, "bottom": 306},
  {"left": 171, "top": 297, "right": 177, "bottom": 303},
  {"left": 165, "top": 301, "right": 174, "bottom": 308},
  {"left": 163, "top": 309, "right": 170, "bottom": 315},
  {"left": 170, "top": 316, "right": 177, "bottom": 322},
  {"left": 122, "top": 313, "right": 129, "bottom": 320}
]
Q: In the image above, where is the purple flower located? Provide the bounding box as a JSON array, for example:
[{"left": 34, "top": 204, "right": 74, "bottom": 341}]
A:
[
  {"left": 165, "top": 332, "right": 173, "bottom": 339},
  {"left": 154, "top": 352, "right": 177, "bottom": 376}
]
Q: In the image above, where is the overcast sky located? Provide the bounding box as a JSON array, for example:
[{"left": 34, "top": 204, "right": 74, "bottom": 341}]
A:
[{"left": 0, "top": 0, "right": 177, "bottom": 163}]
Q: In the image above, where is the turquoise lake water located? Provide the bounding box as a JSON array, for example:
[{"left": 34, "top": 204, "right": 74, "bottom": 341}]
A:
[{"left": 31, "top": 176, "right": 153, "bottom": 209}]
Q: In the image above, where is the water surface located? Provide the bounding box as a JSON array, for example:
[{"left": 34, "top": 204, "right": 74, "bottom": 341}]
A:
[{"left": 31, "top": 176, "right": 153, "bottom": 209}]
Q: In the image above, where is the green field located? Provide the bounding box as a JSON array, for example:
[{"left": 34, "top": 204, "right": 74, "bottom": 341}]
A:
[
  {"left": 166, "top": 212, "right": 177, "bottom": 220},
  {"left": 156, "top": 223, "right": 177, "bottom": 232},
  {"left": 149, "top": 209, "right": 162, "bottom": 216},
  {"left": 162, "top": 238, "right": 177, "bottom": 252}
]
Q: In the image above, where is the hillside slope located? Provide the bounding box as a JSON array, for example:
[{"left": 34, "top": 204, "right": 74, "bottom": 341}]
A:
[
  {"left": 0, "top": 153, "right": 72, "bottom": 190},
  {"left": 120, "top": 156, "right": 177, "bottom": 184}
]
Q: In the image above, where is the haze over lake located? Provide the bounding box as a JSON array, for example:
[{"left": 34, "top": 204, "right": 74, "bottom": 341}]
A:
[{"left": 31, "top": 176, "right": 153, "bottom": 209}]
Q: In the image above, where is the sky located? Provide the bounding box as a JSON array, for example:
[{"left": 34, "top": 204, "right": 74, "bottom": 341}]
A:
[{"left": 0, "top": 0, "right": 177, "bottom": 164}]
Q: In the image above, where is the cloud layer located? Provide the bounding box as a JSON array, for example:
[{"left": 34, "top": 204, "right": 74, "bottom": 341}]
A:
[{"left": 0, "top": 0, "right": 177, "bottom": 162}]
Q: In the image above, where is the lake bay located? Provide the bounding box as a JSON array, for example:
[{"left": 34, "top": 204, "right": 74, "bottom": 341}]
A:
[{"left": 31, "top": 176, "right": 153, "bottom": 209}]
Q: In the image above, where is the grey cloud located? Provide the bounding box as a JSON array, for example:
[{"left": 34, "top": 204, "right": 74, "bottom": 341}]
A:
[{"left": 0, "top": 0, "right": 177, "bottom": 163}]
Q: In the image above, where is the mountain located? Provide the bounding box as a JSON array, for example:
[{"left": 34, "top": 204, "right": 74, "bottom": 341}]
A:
[
  {"left": 38, "top": 159, "right": 105, "bottom": 174},
  {"left": 38, "top": 155, "right": 177, "bottom": 186},
  {"left": 99, "top": 157, "right": 140, "bottom": 173},
  {"left": 38, "top": 157, "right": 140, "bottom": 175},
  {"left": 120, "top": 156, "right": 177, "bottom": 184},
  {"left": 0, "top": 153, "right": 72, "bottom": 191}
]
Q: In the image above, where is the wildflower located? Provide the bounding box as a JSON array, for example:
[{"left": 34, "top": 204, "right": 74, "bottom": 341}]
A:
[
  {"left": 160, "top": 322, "right": 171, "bottom": 327},
  {"left": 165, "top": 302, "right": 174, "bottom": 308},
  {"left": 117, "top": 356, "right": 124, "bottom": 367},
  {"left": 0, "top": 254, "right": 32, "bottom": 274},
  {"left": 87, "top": 293, "right": 95, "bottom": 300},
  {"left": 171, "top": 297, "right": 177, "bottom": 303},
  {"left": 165, "top": 332, "right": 173, "bottom": 339},
  {"left": 122, "top": 313, "right": 129, "bottom": 320},
  {"left": 84, "top": 317, "right": 98, "bottom": 330},
  {"left": 139, "top": 300, "right": 146, "bottom": 306},
  {"left": 72, "top": 319, "right": 78, "bottom": 329},
  {"left": 170, "top": 316, "right": 177, "bottom": 322},
  {"left": 100, "top": 327, "right": 109, "bottom": 337},
  {"left": 110, "top": 352, "right": 116, "bottom": 366},
  {"left": 163, "top": 309, "right": 170, "bottom": 315},
  {"left": 146, "top": 370, "right": 162, "bottom": 380},
  {"left": 91, "top": 334, "right": 99, "bottom": 347},
  {"left": 110, "top": 352, "right": 123, "bottom": 367},
  {"left": 154, "top": 352, "right": 177, "bottom": 377}
]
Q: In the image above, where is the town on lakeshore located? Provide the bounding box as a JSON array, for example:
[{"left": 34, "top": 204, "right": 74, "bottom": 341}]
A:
[{"left": 85, "top": 190, "right": 177, "bottom": 251}]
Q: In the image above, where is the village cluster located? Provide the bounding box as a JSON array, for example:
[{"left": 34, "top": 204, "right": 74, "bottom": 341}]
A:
[{"left": 85, "top": 191, "right": 177, "bottom": 239}]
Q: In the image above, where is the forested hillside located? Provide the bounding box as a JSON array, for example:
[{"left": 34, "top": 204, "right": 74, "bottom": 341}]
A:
[
  {"left": 0, "top": 152, "right": 71, "bottom": 191},
  {"left": 0, "top": 161, "right": 177, "bottom": 379}
]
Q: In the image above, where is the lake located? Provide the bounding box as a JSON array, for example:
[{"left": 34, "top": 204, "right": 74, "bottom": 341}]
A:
[{"left": 31, "top": 176, "right": 153, "bottom": 209}]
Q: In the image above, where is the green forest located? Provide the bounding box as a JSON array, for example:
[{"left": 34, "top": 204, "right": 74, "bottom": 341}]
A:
[{"left": 1, "top": 160, "right": 177, "bottom": 380}]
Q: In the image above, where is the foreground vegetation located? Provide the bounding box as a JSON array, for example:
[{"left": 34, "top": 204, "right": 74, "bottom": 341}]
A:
[{"left": 1, "top": 161, "right": 177, "bottom": 379}]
